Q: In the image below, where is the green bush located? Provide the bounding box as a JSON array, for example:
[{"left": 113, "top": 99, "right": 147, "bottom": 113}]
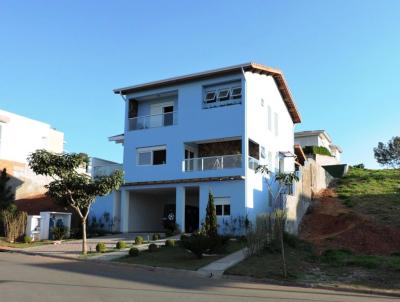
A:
[
  {"left": 96, "top": 242, "right": 107, "bottom": 253},
  {"left": 165, "top": 239, "right": 175, "bottom": 247},
  {"left": 134, "top": 236, "right": 144, "bottom": 245},
  {"left": 148, "top": 243, "right": 158, "bottom": 252},
  {"left": 23, "top": 235, "right": 32, "bottom": 244},
  {"left": 283, "top": 232, "right": 300, "bottom": 248},
  {"left": 152, "top": 233, "right": 160, "bottom": 241},
  {"left": 116, "top": 241, "right": 127, "bottom": 249},
  {"left": 52, "top": 226, "right": 68, "bottom": 240},
  {"left": 129, "top": 247, "right": 139, "bottom": 257},
  {"left": 302, "top": 146, "right": 332, "bottom": 156},
  {"left": 180, "top": 234, "right": 228, "bottom": 258}
]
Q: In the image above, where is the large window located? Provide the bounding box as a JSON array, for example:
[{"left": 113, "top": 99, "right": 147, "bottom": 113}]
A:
[
  {"left": 214, "top": 198, "right": 231, "bottom": 217},
  {"left": 137, "top": 146, "right": 167, "bottom": 166}
]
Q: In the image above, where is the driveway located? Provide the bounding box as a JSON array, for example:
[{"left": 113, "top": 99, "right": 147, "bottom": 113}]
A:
[
  {"left": 0, "top": 252, "right": 397, "bottom": 302},
  {"left": 17, "top": 233, "right": 153, "bottom": 259}
]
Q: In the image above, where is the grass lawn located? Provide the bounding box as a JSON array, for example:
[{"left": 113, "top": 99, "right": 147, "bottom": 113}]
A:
[
  {"left": 226, "top": 240, "right": 400, "bottom": 289},
  {"left": 0, "top": 237, "right": 52, "bottom": 249},
  {"left": 336, "top": 167, "right": 400, "bottom": 227},
  {"left": 115, "top": 239, "right": 246, "bottom": 271}
]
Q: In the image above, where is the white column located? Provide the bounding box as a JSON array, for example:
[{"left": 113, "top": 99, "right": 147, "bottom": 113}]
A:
[
  {"left": 175, "top": 186, "right": 185, "bottom": 233},
  {"left": 120, "top": 190, "right": 130, "bottom": 233}
]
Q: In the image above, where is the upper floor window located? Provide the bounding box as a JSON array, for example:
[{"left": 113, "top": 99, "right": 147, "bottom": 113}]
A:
[
  {"left": 137, "top": 146, "right": 167, "bottom": 166},
  {"left": 203, "top": 80, "right": 242, "bottom": 108}
]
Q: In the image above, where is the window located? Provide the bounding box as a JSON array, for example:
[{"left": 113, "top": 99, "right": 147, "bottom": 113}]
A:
[
  {"left": 267, "top": 105, "right": 272, "bottom": 131},
  {"left": 214, "top": 198, "right": 231, "bottom": 217},
  {"left": 274, "top": 112, "right": 279, "bottom": 136},
  {"left": 137, "top": 146, "right": 167, "bottom": 166},
  {"left": 260, "top": 98, "right": 264, "bottom": 107},
  {"left": 204, "top": 91, "right": 216, "bottom": 103},
  {"left": 217, "top": 89, "right": 230, "bottom": 101},
  {"left": 231, "top": 87, "right": 242, "bottom": 99},
  {"left": 260, "top": 146, "right": 266, "bottom": 159}
]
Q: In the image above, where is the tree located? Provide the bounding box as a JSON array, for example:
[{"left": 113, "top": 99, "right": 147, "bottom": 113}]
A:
[
  {"left": 0, "top": 168, "right": 15, "bottom": 211},
  {"left": 28, "top": 150, "right": 123, "bottom": 254},
  {"left": 374, "top": 136, "right": 400, "bottom": 168},
  {"left": 255, "top": 164, "right": 299, "bottom": 278},
  {"left": 204, "top": 191, "right": 218, "bottom": 237}
]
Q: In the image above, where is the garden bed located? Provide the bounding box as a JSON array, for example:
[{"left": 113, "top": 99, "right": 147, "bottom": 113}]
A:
[
  {"left": 0, "top": 237, "right": 53, "bottom": 249},
  {"left": 115, "top": 239, "right": 245, "bottom": 271}
]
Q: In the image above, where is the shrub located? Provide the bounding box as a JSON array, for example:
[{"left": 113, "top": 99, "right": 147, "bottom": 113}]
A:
[
  {"left": 52, "top": 226, "right": 68, "bottom": 240},
  {"left": 204, "top": 191, "right": 218, "bottom": 237},
  {"left": 352, "top": 163, "right": 365, "bottom": 169},
  {"left": 152, "top": 233, "right": 160, "bottom": 241},
  {"left": 96, "top": 242, "right": 107, "bottom": 253},
  {"left": 180, "top": 233, "right": 210, "bottom": 258},
  {"left": 302, "top": 146, "right": 332, "bottom": 157},
  {"left": 135, "top": 236, "right": 144, "bottom": 245},
  {"left": 129, "top": 247, "right": 139, "bottom": 256},
  {"left": 165, "top": 239, "right": 175, "bottom": 247},
  {"left": 148, "top": 243, "right": 158, "bottom": 252},
  {"left": 180, "top": 234, "right": 190, "bottom": 241},
  {"left": 23, "top": 235, "right": 32, "bottom": 244},
  {"left": 283, "top": 232, "right": 300, "bottom": 248},
  {"left": 116, "top": 241, "right": 127, "bottom": 249}
]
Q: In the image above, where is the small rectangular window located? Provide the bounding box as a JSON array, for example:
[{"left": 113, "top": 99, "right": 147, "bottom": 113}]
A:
[
  {"left": 205, "top": 91, "right": 216, "bottom": 103},
  {"left": 260, "top": 146, "right": 266, "bottom": 159},
  {"left": 215, "top": 205, "right": 223, "bottom": 216},
  {"left": 267, "top": 106, "right": 272, "bottom": 131},
  {"left": 138, "top": 151, "right": 151, "bottom": 165},
  {"left": 217, "top": 89, "right": 230, "bottom": 101},
  {"left": 231, "top": 87, "right": 242, "bottom": 99},
  {"left": 153, "top": 149, "right": 166, "bottom": 165},
  {"left": 274, "top": 112, "right": 278, "bottom": 136},
  {"left": 223, "top": 204, "right": 230, "bottom": 216}
]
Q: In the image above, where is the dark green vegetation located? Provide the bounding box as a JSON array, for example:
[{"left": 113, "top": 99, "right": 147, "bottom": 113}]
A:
[
  {"left": 117, "top": 239, "right": 245, "bottom": 271},
  {"left": 302, "top": 146, "right": 332, "bottom": 156},
  {"left": 0, "top": 237, "right": 51, "bottom": 249},
  {"left": 227, "top": 239, "right": 400, "bottom": 289},
  {"left": 336, "top": 167, "right": 400, "bottom": 228}
]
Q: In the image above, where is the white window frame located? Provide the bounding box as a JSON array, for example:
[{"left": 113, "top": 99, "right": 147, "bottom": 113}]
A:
[
  {"left": 274, "top": 112, "right": 279, "bottom": 136},
  {"left": 204, "top": 91, "right": 216, "bottom": 103},
  {"left": 267, "top": 105, "right": 272, "bottom": 131},
  {"left": 136, "top": 145, "right": 167, "bottom": 166},
  {"left": 231, "top": 87, "right": 242, "bottom": 99},
  {"left": 217, "top": 88, "right": 230, "bottom": 100},
  {"left": 260, "top": 146, "right": 266, "bottom": 159},
  {"left": 214, "top": 197, "right": 231, "bottom": 217}
]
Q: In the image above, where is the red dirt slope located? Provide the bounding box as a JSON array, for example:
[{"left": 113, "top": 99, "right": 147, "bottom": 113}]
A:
[{"left": 299, "top": 189, "right": 400, "bottom": 255}]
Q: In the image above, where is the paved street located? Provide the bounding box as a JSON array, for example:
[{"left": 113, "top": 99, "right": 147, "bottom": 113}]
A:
[{"left": 0, "top": 252, "right": 397, "bottom": 302}]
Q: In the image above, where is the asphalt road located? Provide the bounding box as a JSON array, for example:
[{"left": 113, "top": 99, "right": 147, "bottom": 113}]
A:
[{"left": 0, "top": 252, "right": 397, "bottom": 302}]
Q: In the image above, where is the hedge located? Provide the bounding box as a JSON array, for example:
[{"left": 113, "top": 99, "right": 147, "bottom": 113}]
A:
[{"left": 302, "top": 145, "right": 332, "bottom": 156}]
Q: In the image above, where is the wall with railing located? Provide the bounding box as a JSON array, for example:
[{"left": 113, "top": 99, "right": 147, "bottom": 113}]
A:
[{"left": 129, "top": 111, "right": 178, "bottom": 131}]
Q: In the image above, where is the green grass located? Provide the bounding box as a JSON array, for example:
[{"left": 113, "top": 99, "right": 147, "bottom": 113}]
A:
[
  {"left": 0, "top": 237, "right": 52, "bottom": 249},
  {"left": 336, "top": 167, "right": 400, "bottom": 227},
  {"left": 226, "top": 242, "right": 400, "bottom": 289},
  {"left": 115, "top": 240, "right": 245, "bottom": 271}
]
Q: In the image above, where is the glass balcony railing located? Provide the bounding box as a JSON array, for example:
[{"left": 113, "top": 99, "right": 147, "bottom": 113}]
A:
[
  {"left": 183, "top": 154, "right": 242, "bottom": 172},
  {"left": 129, "top": 112, "right": 177, "bottom": 131}
]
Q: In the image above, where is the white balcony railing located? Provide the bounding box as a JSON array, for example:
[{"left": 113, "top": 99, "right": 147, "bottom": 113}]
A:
[
  {"left": 248, "top": 156, "right": 260, "bottom": 170},
  {"left": 183, "top": 154, "right": 242, "bottom": 172},
  {"left": 92, "top": 164, "right": 123, "bottom": 177},
  {"left": 129, "top": 111, "right": 177, "bottom": 131}
]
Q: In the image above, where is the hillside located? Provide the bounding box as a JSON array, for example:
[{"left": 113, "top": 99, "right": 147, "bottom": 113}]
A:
[{"left": 300, "top": 167, "right": 400, "bottom": 255}]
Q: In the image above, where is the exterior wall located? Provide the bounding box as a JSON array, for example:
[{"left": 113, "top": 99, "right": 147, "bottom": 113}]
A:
[
  {"left": 244, "top": 72, "right": 295, "bottom": 223},
  {"left": 122, "top": 73, "right": 246, "bottom": 183},
  {"left": 294, "top": 135, "right": 319, "bottom": 148},
  {"left": 0, "top": 109, "right": 64, "bottom": 163},
  {"left": 0, "top": 109, "right": 64, "bottom": 199}
]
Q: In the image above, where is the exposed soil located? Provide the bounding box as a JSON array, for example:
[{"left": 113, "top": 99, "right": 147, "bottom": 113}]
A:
[{"left": 299, "top": 188, "right": 400, "bottom": 255}]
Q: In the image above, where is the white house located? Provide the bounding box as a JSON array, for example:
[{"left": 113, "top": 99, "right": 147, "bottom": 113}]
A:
[
  {"left": 91, "top": 63, "right": 302, "bottom": 234},
  {"left": 0, "top": 109, "right": 64, "bottom": 199},
  {"left": 294, "top": 130, "right": 342, "bottom": 164}
]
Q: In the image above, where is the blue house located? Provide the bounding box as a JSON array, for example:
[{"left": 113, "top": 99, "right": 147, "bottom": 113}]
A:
[{"left": 91, "top": 63, "right": 301, "bottom": 234}]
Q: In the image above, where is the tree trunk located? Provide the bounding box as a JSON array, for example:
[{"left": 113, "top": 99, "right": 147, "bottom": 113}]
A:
[
  {"left": 82, "top": 219, "right": 87, "bottom": 255},
  {"left": 280, "top": 228, "right": 287, "bottom": 279}
]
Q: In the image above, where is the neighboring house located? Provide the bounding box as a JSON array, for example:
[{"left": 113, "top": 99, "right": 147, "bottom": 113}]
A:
[
  {"left": 91, "top": 62, "right": 302, "bottom": 234},
  {"left": 295, "top": 130, "right": 343, "bottom": 165},
  {"left": 0, "top": 109, "right": 64, "bottom": 199}
]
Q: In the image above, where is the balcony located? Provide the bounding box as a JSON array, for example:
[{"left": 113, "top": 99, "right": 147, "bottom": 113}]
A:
[
  {"left": 92, "top": 164, "right": 123, "bottom": 177},
  {"left": 129, "top": 111, "right": 177, "bottom": 131},
  {"left": 183, "top": 154, "right": 242, "bottom": 172}
]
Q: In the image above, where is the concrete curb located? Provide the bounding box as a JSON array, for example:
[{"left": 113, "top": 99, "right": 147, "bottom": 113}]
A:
[{"left": 222, "top": 274, "right": 400, "bottom": 298}]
